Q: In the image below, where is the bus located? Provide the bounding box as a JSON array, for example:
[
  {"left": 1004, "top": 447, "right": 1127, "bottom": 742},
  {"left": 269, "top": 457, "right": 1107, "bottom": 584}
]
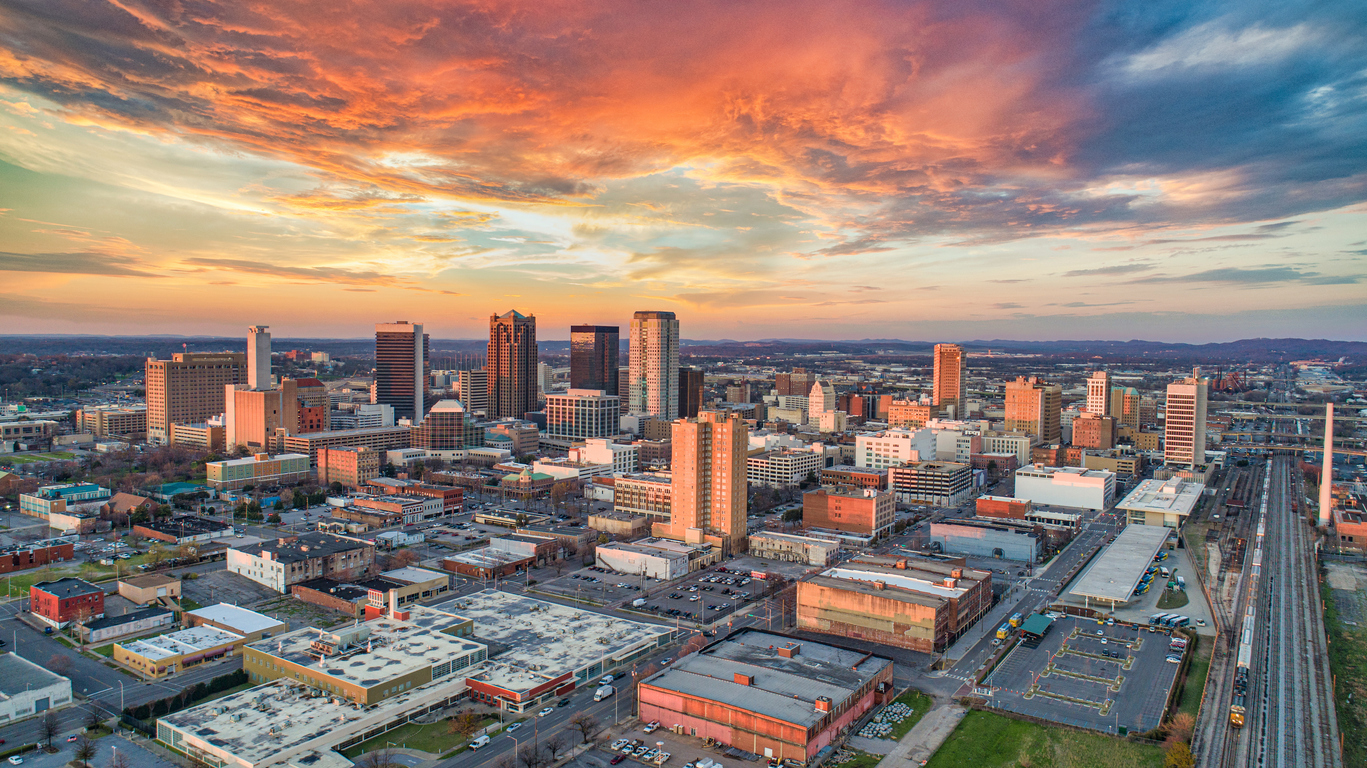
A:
[
  {"left": 996, "top": 623, "right": 1011, "bottom": 640},
  {"left": 1009, "top": 612, "right": 1023, "bottom": 628}
]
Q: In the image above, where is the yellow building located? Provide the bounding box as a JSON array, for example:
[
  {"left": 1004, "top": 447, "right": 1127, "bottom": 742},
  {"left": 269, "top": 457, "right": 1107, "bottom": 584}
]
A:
[{"left": 114, "top": 626, "right": 246, "bottom": 678}]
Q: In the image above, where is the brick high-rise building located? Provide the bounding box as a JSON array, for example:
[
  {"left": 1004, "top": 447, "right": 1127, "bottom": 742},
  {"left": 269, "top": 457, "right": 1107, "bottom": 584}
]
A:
[
  {"left": 1164, "top": 368, "right": 1208, "bottom": 467},
  {"left": 374, "top": 322, "right": 430, "bottom": 424},
  {"left": 932, "top": 343, "right": 966, "bottom": 415},
  {"left": 317, "top": 446, "right": 381, "bottom": 490},
  {"left": 888, "top": 400, "right": 934, "bottom": 429},
  {"left": 487, "top": 311, "right": 538, "bottom": 420},
  {"left": 775, "top": 368, "right": 816, "bottom": 397},
  {"left": 145, "top": 352, "right": 246, "bottom": 444},
  {"left": 1086, "top": 370, "right": 1110, "bottom": 416},
  {"left": 1072, "top": 412, "right": 1116, "bottom": 450},
  {"left": 654, "top": 411, "right": 748, "bottom": 553},
  {"left": 678, "top": 366, "right": 704, "bottom": 418},
  {"left": 802, "top": 487, "right": 895, "bottom": 538},
  {"left": 570, "top": 325, "right": 619, "bottom": 394},
  {"left": 629, "top": 310, "right": 680, "bottom": 420},
  {"left": 1004, "top": 376, "right": 1062, "bottom": 444},
  {"left": 1111, "top": 386, "right": 1141, "bottom": 429}
]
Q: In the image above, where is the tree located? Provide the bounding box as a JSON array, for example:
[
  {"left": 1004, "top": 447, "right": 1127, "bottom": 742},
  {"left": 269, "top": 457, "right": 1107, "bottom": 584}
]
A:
[
  {"left": 543, "top": 733, "right": 568, "bottom": 762},
  {"left": 40, "top": 710, "right": 59, "bottom": 749},
  {"left": 74, "top": 734, "right": 97, "bottom": 767},
  {"left": 146, "top": 545, "right": 168, "bottom": 566},
  {"left": 391, "top": 549, "right": 420, "bottom": 568},
  {"left": 267, "top": 512, "right": 282, "bottom": 525},
  {"left": 447, "top": 711, "right": 483, "bottom": 738},
  {"left": 108, "top": 751, "right": 132, "bottom": 768},
  {"left": 1164, "top": 742, "right": 1195, "bottom": 768},
  {"left": 329, "top": 481, "right": 345, "bottom": 494},
  {"left": 568, "top": 713, "right": 599, "bottom": 744},
  {"left": 519, "top": 743, "right": 546, "bottom": 768},
  {"left": 1167, "top": 712, "right": 1195, "bottom": 743},
  {"left": 49, "top": 653, "right": 73, "bottom": 676},
  {"left": 85, "top": 706, "right": 103, "bottom": 730},
  {"left": 355, "top": 749, "right": 399, "bottom": 768}
]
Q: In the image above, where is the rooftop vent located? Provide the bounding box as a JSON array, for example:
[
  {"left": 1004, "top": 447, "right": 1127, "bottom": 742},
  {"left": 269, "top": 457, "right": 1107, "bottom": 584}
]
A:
[
  {"left": 778, "top": 644, "right": 801, "bottom": 658},
  {"left": 734, "top": 673, "right": 754, "bottom": 686}
]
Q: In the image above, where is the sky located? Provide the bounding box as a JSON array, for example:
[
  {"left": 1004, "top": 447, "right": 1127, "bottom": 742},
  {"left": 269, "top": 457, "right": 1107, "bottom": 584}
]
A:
[{"left": 0, "top": 0, "right": 1364, "bottom": 343}]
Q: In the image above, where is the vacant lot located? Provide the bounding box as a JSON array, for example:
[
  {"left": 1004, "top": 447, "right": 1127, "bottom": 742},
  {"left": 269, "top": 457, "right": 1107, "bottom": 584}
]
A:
[
  {"left": 1324, "top": 563, "right": 1367, "bottom": 767},
  {"left": 925, "top": 710, "right": 1163, "bottom": 768},
  {"left": 1176, "top": 634, "right": 1210, "bottom": 719},
  {"left": 342, "top": 716, "right": 498, "bottom": 758}
]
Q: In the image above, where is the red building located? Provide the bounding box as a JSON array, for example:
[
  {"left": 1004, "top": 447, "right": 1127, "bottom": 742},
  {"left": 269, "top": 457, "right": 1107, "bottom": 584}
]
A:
[
  {"left": 31, "top": 577, "right": 105, "bottom": 629},
  {"left": 0, "top": 538, "right": 75, "bottom": 575},
  {"left": 976, "top": 495, "right": 1032, "bottom": 520},
  {"left": 802, "top": 488, "right": 895, "bottom": 538},
  {"left": 819, "top": 465, "right": 887, "bottom": 491}
]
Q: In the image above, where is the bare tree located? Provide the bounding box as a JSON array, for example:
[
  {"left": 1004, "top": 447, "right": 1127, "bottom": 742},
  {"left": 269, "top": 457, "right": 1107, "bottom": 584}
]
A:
[
  {"left": 447, "top": 711, "right": 483, "bottom": 738},
  {"left": 74, "top": 734, "right": 97, "bottom": 767},
  {"left": 543, "top": 733, "right": 568, "bottom": 763},
  {"left": 354, "top": 749, "right": 399, "bottom": 768},
  {"left": 518, "top": 743, "right": 545, "bottom": 768},
  {"left": 568, "top": 713, "right": 599, "bottom": 744},
  {"left": 496, "top": 756, "right": 517, "bottom": 768},
  {"left": 49, "top": 654, "right": 73, "bottom": 675},
  {"left": 85, "top": 706, "right": 103, "bottom": 730},
  {"left": 40, "top": 710, "right": 59, "bottom": 749},
  {"left": 108, "top": 752, "right": 132, "bottom": 768}
]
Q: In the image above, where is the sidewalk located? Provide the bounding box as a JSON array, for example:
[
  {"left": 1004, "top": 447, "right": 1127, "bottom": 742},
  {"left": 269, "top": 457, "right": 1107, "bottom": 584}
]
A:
[{"left": 872, "top": 701, "right": 967, "bottom": 768}]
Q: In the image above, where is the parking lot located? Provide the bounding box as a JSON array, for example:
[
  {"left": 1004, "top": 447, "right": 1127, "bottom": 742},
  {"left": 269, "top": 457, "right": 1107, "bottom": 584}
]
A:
[
  {"left": 587, "top": 718, "right": 767, "bottom": 768},
  {"left": 982, "top": 615, "right": 1183, "bottom": 734},
  {"left": 535, "top": 567, "right": 653, "bottom": 607},
  {"left": 633, "top": 568, "right": 761, "bottom": 624}
]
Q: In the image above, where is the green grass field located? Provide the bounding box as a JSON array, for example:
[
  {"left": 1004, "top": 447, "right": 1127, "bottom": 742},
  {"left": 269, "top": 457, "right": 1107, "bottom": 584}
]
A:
[
  {"left": 1177, "top": 636, "right": 1210, "bottom": 719},
  {"left": 924, "top": 710, "right": 1164, "bottom": 768},
  {"left": 1155, "top": 585, "right": 1189, "bottom": 610},
  {"left": 342, "top": 717, "right": 498, "bottom": 758},
  {"left": 91, "top": 643, "right": 115, "bottom": 658},
  {"left": 1323, "top": 580, "right": 1367, "bottom": 767},
  {"left": 2, "top": 566, "right": 80, "bottom": 596},
  {"left": 0, "top": 452, "right": 78, "bottom": 465},
  {"left": 885, "top": 689, "right": 934, "bottom": 740}
]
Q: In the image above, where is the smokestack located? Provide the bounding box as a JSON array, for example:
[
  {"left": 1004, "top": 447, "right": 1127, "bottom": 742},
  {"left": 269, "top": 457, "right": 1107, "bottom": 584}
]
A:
[{"left": 1320, "top": 402, "right": 1334, "bottom": 527}]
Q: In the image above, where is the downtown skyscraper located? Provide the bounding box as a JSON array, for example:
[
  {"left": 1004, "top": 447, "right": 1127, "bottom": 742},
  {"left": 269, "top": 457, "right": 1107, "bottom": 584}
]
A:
[
  {"left": 570, "top": 325, "right": 619, "bottom": 394},
  {"left": 628, "top": 310, "right": 680, "bottom": 420},
  {"left": 932, "top": 343, "right": 966, "bottom": 416},
  {"left": 373, "top": 322, "right": 430, "bottom": 424},
  {"left": 488, "top": 310, "right": 538, "bottom": 420}
]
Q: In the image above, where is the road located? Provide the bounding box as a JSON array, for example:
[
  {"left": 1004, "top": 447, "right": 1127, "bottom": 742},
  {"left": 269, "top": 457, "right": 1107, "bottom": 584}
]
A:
[
  {"left": 435, "top": 685, "right": 638, "bottom": 768},
  {"left": 1242, "top": 456, "right": 1341, "bottom": 768}
]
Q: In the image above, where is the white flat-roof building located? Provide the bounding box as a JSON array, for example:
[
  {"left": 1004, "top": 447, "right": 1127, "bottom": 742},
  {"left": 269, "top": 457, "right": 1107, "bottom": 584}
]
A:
[
  {"left": 0, "top": 654, "right": 72, "bottom": 724},
  {"left": 747, "top": 449, "right": 824, "bottom": 488},
  {"left": 1067, "top": 524, "right": 1172, "bottom": 608},
  {"left": 1013, "top": 464, "right": 1116, "bottom": 511},
  {"left": 1117, "top": 477, "right": 1204, "bottom": 528},
  {"left": 855, "top": 428, "right": 935, "bottom": 469},
  {"left": 185, "top": 603, "right": 286, "bottom": 641}
]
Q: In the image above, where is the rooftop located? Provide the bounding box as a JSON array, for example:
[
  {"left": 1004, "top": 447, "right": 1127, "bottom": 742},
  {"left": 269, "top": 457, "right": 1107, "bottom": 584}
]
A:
[
  {"left": 84, "top": 606, "right": 174, "bottom": 632},
  {"left": 188, "top": 604, "right": 286, "bottom": 635},
  {"left": 1116, "top": 477, "right": 1204, "bottom": 517},
  {"left": 136, "top": 516, "right": 232, "bottom": 537},
  {"left": 34, "top": 577, "right": 102, "bottom": 599},
  {"left": 120, "top": 573, "right": 179, "bottom": 589},
  {"left": 435, "top": 590, "right": 671, "bottom": 695},
  {"left": 0, "top": 654, "right": 68, "bottom": 697},
  {"left": 1068, "top": 524, "right": 1173, "bottom": 604},
  {"left": 211, "top": 453, "right": 309, "bottom": 468},
  {"left": 641, "top": 629, "right": 891, "bottom": 728},
  {"left": 446, "top": 547, "right": 532, "bottom": 568},
  {"left": 294, "top": 578, "right": 370, "bottom": 602},
  {"left": 248, "top": 607, "right": 484, "bottom": 690},
  {"left": 119, "top": 626, "right": 244, "bottom": 661},
  {"left": 235, "top": 533, "right": 372, "bottom": 564},
  {"left": 380, "top": 567, "right": 447, "bottom": 585}
]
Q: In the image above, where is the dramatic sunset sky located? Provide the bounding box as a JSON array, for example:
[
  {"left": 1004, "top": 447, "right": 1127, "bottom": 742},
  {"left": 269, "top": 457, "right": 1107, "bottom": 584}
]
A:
[{"left": 1, "top": 0, "right": 1364, "bottom": 341}]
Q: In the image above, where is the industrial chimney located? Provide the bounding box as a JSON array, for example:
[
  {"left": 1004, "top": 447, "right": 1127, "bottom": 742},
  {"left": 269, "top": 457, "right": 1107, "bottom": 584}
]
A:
[{"left": 1320, "top": 402, "right": 1334, "bottom": 527}]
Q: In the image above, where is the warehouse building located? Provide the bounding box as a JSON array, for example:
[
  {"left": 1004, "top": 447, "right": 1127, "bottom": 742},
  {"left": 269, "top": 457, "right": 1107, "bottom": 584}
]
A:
[
  {"left": 748, "top": 531, "right": 841, "bottom": 566},
  {"left": 228, "top": 532, "right": 376, "bottom": 593},
  {"left": 796, "top": 556, "right": 993, "bottom": 652},
  {"left": 81, "top": 607, "right": 175, "bottom": 644},
  {"left": 117, "top": 573, "right": 181, "bottom": 606},
  {"left": 0, "top": 537, "right": 76, "bottom": 575},
  {"left": 0, "top": 654, "right": 72, "bottom": 724},
  {"left": 928, "top": 521, "right": 1041, "bottom": 563},
  {"left": 638, "top": 629, "right": 894, "bottom": 763},
  {"left": 802, "top": 487, "right": 895, "bottom": 539},
  {"left": 1116, "top": 476, "right": 1203, "bottom": 528},
  {"left": 184, "top": 603, "right": 287, "bottom": 642}
]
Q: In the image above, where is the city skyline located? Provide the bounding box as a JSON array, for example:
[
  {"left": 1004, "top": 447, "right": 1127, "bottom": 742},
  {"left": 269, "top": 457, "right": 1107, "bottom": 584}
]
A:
[{"left": 0, "top": 1, "right": 1364, "bottom": 342}]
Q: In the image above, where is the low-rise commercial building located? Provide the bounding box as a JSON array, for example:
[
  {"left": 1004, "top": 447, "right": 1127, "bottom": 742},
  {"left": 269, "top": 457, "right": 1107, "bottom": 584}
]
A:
[
  {"left": 638, "top": 629, "right": 894, "bottom": 763},
  {"left": 614, "top": 473, "right": 673, "bottom": 521},
  {"left": 889, "top": 461, "right": 973, "bottom": 506},
  {"left": 442, "top": 547, "right": 534, "bottom": 580},
  {"left": 588, "top": 510, "right": 650, "bottom": 538},
  {"left": 748, "top": 531, "right": 841, "bottom": 566},
  {"left": 30, "top": 577, "right": 104, "bottom": 629},
  {"left": 802, "top": 487, "right": 895, "bottom": 538},
  {"left": 168, "top": 421, "right": 225, "bottom": 451},
  {"left": 133, "top": 515, "right": 233, "bottom": 544},
  {"left": 19, "top": 483, "right": 111, "bottom": 521},
  {"left": 205, "top": 452, "right": 311, "bottom": 490},
  {"left": 101, "top": 492, "right": 155, "bottom": 518},
  {"left": 115, "top": 626, "right": 246, "bottom": 678},
  {"left": 820, "top": 465, "right": 887, "bottom": 491},
  {"left": 351, "top": 493, "right": 444, "bottom": 525},
  {"left": 0, "top": 419, "right": 57, "bottom": 451},
  {"left": 228, "top": 533, "right": 376, "bottom": 593},
  {"left": 1082, "top": 450, "right": 1145, "bottom": 477},
  {"left": 0, "top": 537, "right": 76, "bottom": 575},
  {"left": 929, "top": 521, "right": 1041, "bottom": 562},
  {"left": 748, "top": 450, "right": 826, "bottom": 488},
  {"left": 796, "top": 556, "right": 992, "bottom": 652},
  {"left": 439, "top": 590, "right": 672, "bottom": 712},
  {"left": 1013, "top": 464, "right": 1116, "bottom": 511},
  {"left": 117, "top": 573, "right": 181, "bottom": 606},
  {"left": 596, "top": 540, "right": 690, "bottom": 580},
  {"left": 77, "top": 405, "right": 148, "bottom": 441},
  {"left": 280, "top": 425, "right": 413, "bottom": 466},
  {"left": 1116, "top": 476, "right": 1203, "bottom": 528},
  {"left": 292, "top": 578, "right": 372, "bottom": 617},
  {"left": 81, "top": 606, "right": 175, "bottom": 644},
  {"left": 365, "top": 478, "right": 465, "bottom": 514},
  {"left": 184, "top": 603, "right": 287, "bottom": 642},
  {"left": 0, "top": 654, "right": 72, "bottom": 724}
]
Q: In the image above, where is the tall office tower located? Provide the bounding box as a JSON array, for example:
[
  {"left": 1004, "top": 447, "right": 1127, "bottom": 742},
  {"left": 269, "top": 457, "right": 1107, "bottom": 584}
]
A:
[
  {"left": 932, "top": 343, "right": 967, "bottom": 415},
  {"left": 726, "top": 382, "right": 751, "bottom": 404},
  {"left": 775, "top": 368, "right": 816, "bottom": 397},
  {"left": 457, "top": 370, "right": 489, "bottom": 416},
  {"left": 247, "top": 325, "right": 272, "bottom": 391},
  {"left": 1164, "top": 368, "right": 1208, "bottom": 467},
  {"left": 1004, "top": 376, "right": 1062, "bottom": 443},
  {"left": 374, "top": 322, "right": 430, "bottom": 424},
  {"left": 1110, "top": 387, "right": 1142, "bottom": 429},
  {"left": 545, "top": 389, "right": 621, "bottom": 439},
  {"left": 487, "top": 310, "right": 538, "bottom": 420},
  {"left": 657, "top": 411, "right": 749, "bottom": 553},
  {"left": 570, "top": 325, "right": 619, "bottom": 394},
  {"left": 294, "top": 378, "right": 330, "bottom": 432},
  {"left": 145, "top": 352, "right": 246, "bottom": 444},
  {"left": 412, "top": 400, "right": 483, "bottom": 450},
  {"left": 538, "top": 362, "right": 554, "bottom": 395},
  {"left": 628, "top": 310, "right": 680, "bottom": 419},
  {"left": 618, "top": 367, "right": 631, "bottom": 415},
  {"left": 678, "top": 366, "right": 704, "bottom": 418},
  {"left": 1086, "top": 370, "right": 1110, "bottom": 416},
  {"left": 808, "top": 380, "right": 836, "bottom": 420}
]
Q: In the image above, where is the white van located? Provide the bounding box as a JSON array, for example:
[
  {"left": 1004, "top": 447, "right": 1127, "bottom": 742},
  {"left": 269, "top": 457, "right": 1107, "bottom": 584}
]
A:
[{"left": 470, "top": 735, "right": 491, "bottom": 750}]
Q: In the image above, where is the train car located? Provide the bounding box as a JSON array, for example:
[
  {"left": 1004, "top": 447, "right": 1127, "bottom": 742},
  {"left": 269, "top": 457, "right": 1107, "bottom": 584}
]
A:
[{"left": 1230, "top": 695, "right": 1246, "bottom": 728}]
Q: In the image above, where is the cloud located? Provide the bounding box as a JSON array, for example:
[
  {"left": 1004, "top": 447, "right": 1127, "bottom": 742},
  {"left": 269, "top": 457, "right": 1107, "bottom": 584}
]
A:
[
  {"left": 993, "top": 302, "right": 1024, "bottom": 309},
  {"left": 1131, "top": 266, "right": 1362, "bottom": 285},
  {"left": 1062, "top": 263, "right": 1154, "bottom": 277},
  {"left": 180, "top": 257, "right": 463, "bottom": 294},
  {"left": 0, "top": 250, "right": 162, "bottom": 277}
]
